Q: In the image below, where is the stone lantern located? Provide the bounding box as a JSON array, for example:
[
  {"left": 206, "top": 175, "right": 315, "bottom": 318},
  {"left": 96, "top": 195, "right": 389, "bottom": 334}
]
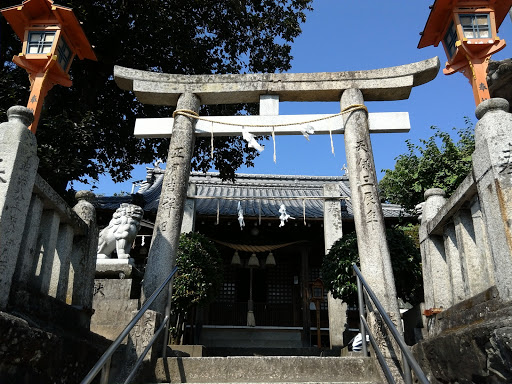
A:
[
  {"left": 1, "top": 0, "right": 96, "bottom": 132},
  {"left": 418, "top": 0, "right": 512, "bottom": 105}
]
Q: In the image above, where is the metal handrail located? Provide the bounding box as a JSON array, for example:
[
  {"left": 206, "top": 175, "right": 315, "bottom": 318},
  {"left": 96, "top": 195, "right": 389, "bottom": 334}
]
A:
[
  {"left": 353, "top": 264, "right": 429, "bottom": 384},
  {"left": 81, "top": 266, "right": 179, "bottom": 384}
]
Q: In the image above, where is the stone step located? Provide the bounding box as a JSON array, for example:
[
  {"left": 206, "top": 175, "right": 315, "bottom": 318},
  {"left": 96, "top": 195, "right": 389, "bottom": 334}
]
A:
[
  {"left": 151, "top": 356, "right": 381, "bottom": 383},
  {"left": 205, "top": 347, "right": 344, "bottom": 357},
  {"left": 147, "top": 382, "right": 380, "bottom": 384}
]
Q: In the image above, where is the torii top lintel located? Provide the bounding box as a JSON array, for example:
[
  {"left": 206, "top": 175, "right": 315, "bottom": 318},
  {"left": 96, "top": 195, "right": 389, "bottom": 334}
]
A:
[{"left": 114, "top": 57, "right": 440, "bottom": 106}]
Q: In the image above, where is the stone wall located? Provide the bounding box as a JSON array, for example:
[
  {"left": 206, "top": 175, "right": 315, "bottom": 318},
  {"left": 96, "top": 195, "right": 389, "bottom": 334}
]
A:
[
  {"left": 0, "top": 311, "right": 110, "bottom": 384},
  {"left": 414, "top": 98, "right": 512, "bottom": 382},
  {"left": 413, "top": 288, "right": 512, "bottom": 383},
  {"left": 0, "top": 106, "right": 101, "bottom": 383}
]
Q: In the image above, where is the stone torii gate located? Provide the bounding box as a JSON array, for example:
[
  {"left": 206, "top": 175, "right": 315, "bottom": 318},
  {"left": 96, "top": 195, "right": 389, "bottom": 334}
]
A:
[{"left": 114, "top": 57, "right": 439, "bottom": 346}]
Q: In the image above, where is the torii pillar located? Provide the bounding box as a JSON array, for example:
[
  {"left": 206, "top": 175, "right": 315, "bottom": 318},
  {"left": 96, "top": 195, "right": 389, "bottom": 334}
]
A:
[
  {"left": 141, "top": 93, "right": 200, "bottom": 312},
  {"left": 114, "top": 57, "right": 439, "bottom": 352}
]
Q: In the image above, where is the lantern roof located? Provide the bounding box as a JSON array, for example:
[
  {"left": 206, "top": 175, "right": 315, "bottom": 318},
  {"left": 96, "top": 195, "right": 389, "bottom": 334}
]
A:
[
  {"left": 1, "top": 0, "right": 96, "bottom": 61},
  {"left": 418, "top": 0, "right": 512, "bottom": 49}
]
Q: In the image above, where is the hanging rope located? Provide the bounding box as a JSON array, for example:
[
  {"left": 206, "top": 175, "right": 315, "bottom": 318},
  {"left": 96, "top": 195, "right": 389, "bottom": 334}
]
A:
[
  {"left": 303, "top": 199, "right": 306, "bottom": 226},
  {"left": 272, "top": 126, "right": 276, "bottom": 163},
  {"left": 189, "top": 194, "right": 349, "bottom": 201},
  {"left": 173, "top": 104, "right": 367, "bottom": 160},
  {"left": 214, "top": 239, "right": 307, "bottom": 253},
  {"left": 258, "top": 200, "right": 262, "bottom": 225},
  {"left": 172, "top": 104, "right": 368, "bottom": 129},
  {"left": 210, "top": 121, "right": 214, "bottom": 159},
  {"left": 172, "top": 109, "right": 199, "bottom": 118}
]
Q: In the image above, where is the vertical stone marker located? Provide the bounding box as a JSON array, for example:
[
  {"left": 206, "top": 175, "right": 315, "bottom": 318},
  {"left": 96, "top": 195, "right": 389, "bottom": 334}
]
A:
[
  {"left": 143, "top": 93, "right": 201, "bottom": 314},
  {"left": 323, "top": 183, "right": 346, "bottom": 348},
  {"left": 0, "top": 106, "right": 38, "bottom": 310}
]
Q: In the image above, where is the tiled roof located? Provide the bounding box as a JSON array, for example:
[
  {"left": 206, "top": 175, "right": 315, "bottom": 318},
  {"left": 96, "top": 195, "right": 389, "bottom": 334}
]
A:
[{"left": 96, "top": 168, "right": 405, "bottom": 219}]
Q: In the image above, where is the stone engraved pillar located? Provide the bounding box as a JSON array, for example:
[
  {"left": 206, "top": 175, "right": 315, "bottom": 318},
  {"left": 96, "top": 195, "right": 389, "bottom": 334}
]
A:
[
  {"left": 143, "top": 93, "right": 201, "bottom": 314},
  {"left": 420, "top": 189, "right": 452, "bottom": 309},
  {"left": 472, "top": 98, "right": 512, "bottom": 300},
  {"left": 323, "top": 183, "right": 347, "bottom": 348},
  {"left": 341, "top": 89, "right": 401, "bottom": 326},
  {"left": 0, "top": 106, "right": 38, "bottom": 310}
]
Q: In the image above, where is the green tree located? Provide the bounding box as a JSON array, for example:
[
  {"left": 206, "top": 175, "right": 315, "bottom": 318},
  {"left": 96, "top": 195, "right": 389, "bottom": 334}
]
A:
[
  {"left": 170, "top": 232, "right": 223, "bottom": 344},
  {"left": 379, "top": 123, "right": 475, "bottom": 211},
  {"left": 321, "top": 226, "right": 423, "bottom": 306},
  {"left": 0, "top": 0, "right": 313, "bottom": 193}
]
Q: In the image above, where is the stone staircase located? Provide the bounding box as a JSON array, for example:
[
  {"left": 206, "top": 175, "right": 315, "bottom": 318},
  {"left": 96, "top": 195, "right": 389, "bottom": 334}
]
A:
[{"left": 144, "top": 349, "right": 384, "bottom": 384}]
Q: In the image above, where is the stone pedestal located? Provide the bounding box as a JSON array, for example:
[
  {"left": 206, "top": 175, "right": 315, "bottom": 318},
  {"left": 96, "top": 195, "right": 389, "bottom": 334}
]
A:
[
  {"left": 91, "top": 259, "right": 138, "bottom": 341},
  {"left": 0, "top": 106, "right": 38, "bottom": 310}
]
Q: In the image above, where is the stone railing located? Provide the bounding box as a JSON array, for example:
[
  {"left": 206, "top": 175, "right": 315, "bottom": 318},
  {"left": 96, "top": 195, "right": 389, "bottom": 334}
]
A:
[
  {"left": 0, "top": 106, "right": 97, "bottom": 329},
  {"left": 418, "top": 98, "right": 512, "bottom": 336}
]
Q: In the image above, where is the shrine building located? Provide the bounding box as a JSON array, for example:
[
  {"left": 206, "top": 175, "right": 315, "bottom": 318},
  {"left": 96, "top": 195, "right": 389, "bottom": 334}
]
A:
[{"left": 95, "top": 166, "right": 408, "bottom": 348}]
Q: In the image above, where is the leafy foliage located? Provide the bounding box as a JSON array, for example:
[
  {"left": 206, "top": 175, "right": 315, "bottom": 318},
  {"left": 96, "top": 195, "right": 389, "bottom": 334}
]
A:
[
  {"left": 170, "top": 232, "right": 223, "bottom": 343},
  {"left": 321, "top": 226, "right": 423, "bottom": 306},
  {"left": 379, "top": 122, "right": 475, "bottom": 211},
  {"left": 0, "top": 0, "right": 313, "bottom": 193}
]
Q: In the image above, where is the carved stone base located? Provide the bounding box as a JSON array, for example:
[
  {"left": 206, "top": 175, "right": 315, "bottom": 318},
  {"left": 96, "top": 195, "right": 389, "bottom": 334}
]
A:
[{"left": 95, "top": 258, "right": 134, "bottom": 279}]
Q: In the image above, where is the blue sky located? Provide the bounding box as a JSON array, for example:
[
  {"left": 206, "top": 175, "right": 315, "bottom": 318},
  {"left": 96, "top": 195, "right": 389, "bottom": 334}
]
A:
[{"left": 74, "top": 1, "right": 512, "bottom": 195}]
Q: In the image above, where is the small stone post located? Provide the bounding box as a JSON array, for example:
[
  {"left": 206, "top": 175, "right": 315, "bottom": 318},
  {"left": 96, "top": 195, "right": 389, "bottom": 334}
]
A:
[
  {"left": 0, "top": 106, "right": 38, "bottom": 310},
  {"left": 142, "top": 93, "right": 201, "bottom": 314},
  {"left": 472, "top": 98, "right": 512, "bottom": 300},
  {"left": 341, "top": 89, "right": 401, "bottom": 326},
  {"left": 419, "top": 188, "right": 452, "bottom": 310},
  {"left": 323, "top": 183, "right": 347, "bottom": 348},
  {"left": 70, "top": 190, "right": 98, "bottom": 324}
]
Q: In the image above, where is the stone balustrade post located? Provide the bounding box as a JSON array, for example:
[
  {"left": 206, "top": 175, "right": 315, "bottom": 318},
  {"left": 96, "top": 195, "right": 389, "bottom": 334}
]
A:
[
  {"left": 34, "top": 210, "right": 61, "bottom": 293},
  {"left": 472, "top": 98, "right": 512, "bottom": 300},
  {"left": 453, "top": 208, "right": 490, "bottom": 297},
  {"left": 51, "top": 223, "right": 74, "bottom": 301},
  {"left": 443, "top": 223, "right": 467, "bottom": 304},
  {"left": 0, "top": 106, "right": 38, "bottom": 310},
  {"left": 12, "top": 194, "right": 44, "bottom": 288},
  {"left": 420, "top": 188, "right": 452, "bottom": 310},
  {"left": 70, "top": 190, "right": 98, "bottom": 320},
  {"left": 469, "top": 196, "right": 494, "bottom": 288}
]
